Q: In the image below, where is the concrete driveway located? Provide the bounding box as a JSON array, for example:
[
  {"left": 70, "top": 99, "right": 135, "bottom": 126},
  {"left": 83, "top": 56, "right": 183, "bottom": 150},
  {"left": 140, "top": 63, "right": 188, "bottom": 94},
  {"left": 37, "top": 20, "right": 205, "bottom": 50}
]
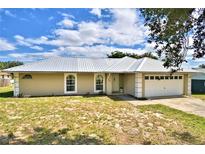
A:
[{"left": 116, "top": 95, "right": 205, "bottom": 118}]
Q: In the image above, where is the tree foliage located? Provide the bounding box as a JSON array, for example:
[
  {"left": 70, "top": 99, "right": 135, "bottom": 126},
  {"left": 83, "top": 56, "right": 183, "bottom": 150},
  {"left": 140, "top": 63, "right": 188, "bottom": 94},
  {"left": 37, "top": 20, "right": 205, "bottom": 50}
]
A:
[
  {"left": 199, "top": 64, "right": 205, "bottom": 68},
  {"left": 140, "top": 8, "right": 205, "bottom": 70},
  {"left": 107, "top": 51, "right": 158, "bottom": 59},
  {"left": 0, "top": 61, "right": 24, "bottom": 70}
]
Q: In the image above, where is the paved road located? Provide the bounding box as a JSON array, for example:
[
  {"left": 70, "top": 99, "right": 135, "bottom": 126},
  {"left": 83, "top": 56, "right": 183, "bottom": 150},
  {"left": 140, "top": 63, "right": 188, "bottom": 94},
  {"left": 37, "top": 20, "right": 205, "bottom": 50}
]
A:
[{"left": 116, "top": 95, "right": 205, "bottom": 118}]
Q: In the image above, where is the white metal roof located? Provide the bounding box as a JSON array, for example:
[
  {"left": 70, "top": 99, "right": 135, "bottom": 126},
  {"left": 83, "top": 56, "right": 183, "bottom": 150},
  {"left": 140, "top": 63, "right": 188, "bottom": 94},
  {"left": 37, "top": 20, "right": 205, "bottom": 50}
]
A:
[{"left": 4, "top": 56, "right": 196, "bottom": 73}]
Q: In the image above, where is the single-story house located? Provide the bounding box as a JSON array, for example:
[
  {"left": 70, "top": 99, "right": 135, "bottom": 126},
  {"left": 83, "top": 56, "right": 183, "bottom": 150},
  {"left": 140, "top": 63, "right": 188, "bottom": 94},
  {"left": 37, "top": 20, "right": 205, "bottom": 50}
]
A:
[
  {"left": 0, "top": 71, "right": 12, "bottom": 79},
  {"left": 191, "top": 68, "right": 205, "bottom": 93},
  {"left": 4, "top": 57, "right": 195, "bottom": 98},
  {"left": 0, "top": 71, "right": 12, "bottom": 87}
]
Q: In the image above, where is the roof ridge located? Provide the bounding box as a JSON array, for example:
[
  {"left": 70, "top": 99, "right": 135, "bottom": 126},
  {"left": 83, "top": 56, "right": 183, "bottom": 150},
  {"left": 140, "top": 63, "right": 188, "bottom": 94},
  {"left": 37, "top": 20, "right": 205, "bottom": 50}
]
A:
[
  {"left": 136, "top": 57, "right": 147, "bottom": 72},
  {"left": 104, "top": 57, "right": 126, "bottom": 71},
  {"left": 58, "top": 56, "right": 122, "bottom": 60},
  {"left": 125, "top": 58, "right": 141, "bottom": 71}
]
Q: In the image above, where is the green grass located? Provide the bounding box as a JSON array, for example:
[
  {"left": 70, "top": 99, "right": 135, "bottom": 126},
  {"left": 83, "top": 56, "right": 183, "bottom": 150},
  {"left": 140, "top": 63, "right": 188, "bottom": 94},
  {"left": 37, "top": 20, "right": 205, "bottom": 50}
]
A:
[
  {"left": 0, "top": 86, "right": 205, "bottom": 145},
  {"left": 0, "top": 86, "right": 13, "bottom": 98},
  {"left": 138, "top": 104, "right": 205, "bottom": 144},
  {"left": 192, "top": 94, "right": 205, "bottom": 101}
]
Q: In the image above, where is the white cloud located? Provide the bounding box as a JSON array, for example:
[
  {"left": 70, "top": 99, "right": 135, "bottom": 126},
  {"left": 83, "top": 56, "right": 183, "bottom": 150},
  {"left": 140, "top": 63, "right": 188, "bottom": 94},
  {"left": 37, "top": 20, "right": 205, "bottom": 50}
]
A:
[
  {"left": 4, "top": 10, "right": 16, "bottom": 18},
  {"left": 9, "top": 52, "right": 57, "bottom": 62},
  {"left": 90, "top": 9, "right": 102, "bottom": 18},
  {"left": 8, "top": 44, "right": 149, "bottom": 62},
  {"left": 57, "top": 12, "right": 75, "bottom": 19},
  {"left": 14, "top": 35, "right": 31, "bottom": 46},
  {"left": 50, "top": 45, "right": 149, "bottom": 58},
  {"left": 30, "top": 46, "right": 43, "bottom": 51},
  {"left": 18, "top": 9, "right": 147, "bottom": 48},
  {"left": 0, "top": 38, "right": 16, "bottom": 51},
  {"left": 57, "top": 18, "right": 75, "bottom": 28},
  {"left": 14, "top": 35, "right": 44, "bottom": 51},
  {"left": 10, "top": 9, "right": 150, "bottom": 61},
  {"left": 107, "top": 9, "right": 147, "bottom": 46},
  {"left": 48, "top": 16, "right": 54, "bottom": 21}
]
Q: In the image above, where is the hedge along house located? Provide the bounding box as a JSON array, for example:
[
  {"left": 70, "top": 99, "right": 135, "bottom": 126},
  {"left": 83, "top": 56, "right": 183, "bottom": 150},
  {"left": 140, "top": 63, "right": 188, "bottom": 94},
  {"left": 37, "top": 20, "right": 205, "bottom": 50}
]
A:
[{"left": 4, "top": 56, "right": 195, "bottom": 98}]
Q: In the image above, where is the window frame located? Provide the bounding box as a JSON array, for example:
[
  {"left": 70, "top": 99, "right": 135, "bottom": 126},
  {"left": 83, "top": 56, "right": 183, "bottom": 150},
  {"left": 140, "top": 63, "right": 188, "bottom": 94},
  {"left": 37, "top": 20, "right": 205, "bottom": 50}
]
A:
[
  {"left": 174, "top": 76, "right": 178, "bottom": 80},
  {"left": 155, "top": 76, "right": 160, "bottom": 80},
  {"left": 165, "top": 76, "right": 169, "bottom": 80},
  {"left": 94, "top": 73, "right": 105, "bottom": 93},
  {"left": 22, "top": 74, "right": 32, "bottom": 79},
  {"left": 64, "top": 73, "right": 77, "bottom": 94},
  {"left": 145, "top": 76, "right": 149, "bottom": 80},
  {"left": 160, "top": 76, "right": 164, "bottom": 80},
  {"left": 150, "top": 76, "right": 154, "bottom": 80}
]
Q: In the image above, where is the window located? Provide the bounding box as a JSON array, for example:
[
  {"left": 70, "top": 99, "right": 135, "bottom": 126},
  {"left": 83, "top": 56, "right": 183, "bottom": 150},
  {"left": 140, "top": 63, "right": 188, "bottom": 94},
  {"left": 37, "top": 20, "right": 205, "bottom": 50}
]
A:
[
  {"left": 145, "top": 76, "right": 149, "bottom": 80},
  {"left": 155, "top": 76, "right": 160, "bottom": 80},
  {"left": 150, "top": 76, "right": 154, "bottom": 80},
  {"left": 94, "top": 74, "right": 105, "bottom": 92},
  {"left": 179, "top": 76, "right": 182, "bottom": 79},
  {"left": 160, "top": 76, "right": 164, "bottom": 80},
  {"left": 165, "top": 76, "right": 169, "bottom": 80},
  {"left": 64, "top": 73, "right": 77, "bottom": 93},
  {"left": 66, "top": 75, "right": 75, "bottom": 92},
  {"left": 170, "top": 76, "right": 173, "bottom": 80},
  {"left": 96, "top": 75, "right": 103, "bottom": 91},
  {"left": 22, "top": 74, "right": 32, "bottom": 79},
  {"left": 174, "top": 76, "right": 178, "bottom": 79}
]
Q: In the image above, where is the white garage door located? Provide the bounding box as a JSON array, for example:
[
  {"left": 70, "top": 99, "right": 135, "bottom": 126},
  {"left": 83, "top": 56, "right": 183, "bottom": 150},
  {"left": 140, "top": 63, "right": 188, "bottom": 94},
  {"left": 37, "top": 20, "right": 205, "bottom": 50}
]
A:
[{"left": 144, "top": 75, "right": 184, "bottom": 97}]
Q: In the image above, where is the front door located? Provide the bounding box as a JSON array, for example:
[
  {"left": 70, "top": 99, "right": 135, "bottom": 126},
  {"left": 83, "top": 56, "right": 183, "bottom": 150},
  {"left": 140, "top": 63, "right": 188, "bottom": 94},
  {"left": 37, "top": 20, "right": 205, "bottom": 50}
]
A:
[{"left": 112, "top": 74, "right": 119, "bottom": 92}]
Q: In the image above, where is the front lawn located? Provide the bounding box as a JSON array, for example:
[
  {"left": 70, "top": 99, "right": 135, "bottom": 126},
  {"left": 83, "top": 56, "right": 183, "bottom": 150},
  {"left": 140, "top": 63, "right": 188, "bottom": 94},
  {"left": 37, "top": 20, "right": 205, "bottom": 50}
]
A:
[
  {"left": 192, "top": 94, "right": 205, "bottom": 101},
  {"left": 0, "top": 86, "right": 205, "bottom": 144}
]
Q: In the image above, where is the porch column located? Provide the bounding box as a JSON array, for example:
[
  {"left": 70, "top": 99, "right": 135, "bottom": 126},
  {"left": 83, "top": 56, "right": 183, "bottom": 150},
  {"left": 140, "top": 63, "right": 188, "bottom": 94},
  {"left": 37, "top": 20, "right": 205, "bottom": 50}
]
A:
[
  {"left": 106, "top": 73, "right": 112, "bottom": 95},
  {"left": 187, "top": 74, "right": 192, "bottom": 96},
  {"left": 184, "top": 74, "right": 192, "bottom": 96},
  {"left": 13, "top": 73, "right": 20, "bottom": 97},
  {"left": 135, "top": 73, "right": 143, "bottom": 98}
]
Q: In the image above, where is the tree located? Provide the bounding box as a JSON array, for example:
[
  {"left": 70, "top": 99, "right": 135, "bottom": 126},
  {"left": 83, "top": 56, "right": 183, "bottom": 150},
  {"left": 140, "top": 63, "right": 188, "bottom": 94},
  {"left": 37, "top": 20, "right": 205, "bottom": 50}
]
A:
[
  {"left": 107, "top": 51, "right": 158, "bottom": 59},
  {"left": 0, "top": 61, "right": 24, "bottom": 70},
  {"left": 140, "top": 8, "right": 205, "bottom": 71},
  {"left": 199, "top": 64, "right": 205, "bottom": 68}
]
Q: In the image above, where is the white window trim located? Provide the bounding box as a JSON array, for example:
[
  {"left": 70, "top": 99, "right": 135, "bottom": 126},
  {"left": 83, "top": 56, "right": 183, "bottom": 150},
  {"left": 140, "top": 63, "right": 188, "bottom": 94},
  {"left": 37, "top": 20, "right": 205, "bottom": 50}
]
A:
[
  {"left": 64, "top": 73, "right": 77, "bottom": 94},
  {"left": 94, "top": 73, "right": 105, "bottom": 93}
]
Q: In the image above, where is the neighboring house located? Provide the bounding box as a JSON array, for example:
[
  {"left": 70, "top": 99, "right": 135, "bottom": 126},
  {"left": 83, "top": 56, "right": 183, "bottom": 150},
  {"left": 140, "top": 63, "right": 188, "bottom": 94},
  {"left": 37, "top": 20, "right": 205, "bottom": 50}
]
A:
[
  {"left": 0, "top": 71, "right": 12, "bottom": 87},
  {"left": 0, "top": 71, "right": 11, "bottom": 79},
  {"left": 191, "top": 68, "right": 205, "bottom": 93},
  {"left": 4, "top": 57, "right": 195, "bottom": 98}
]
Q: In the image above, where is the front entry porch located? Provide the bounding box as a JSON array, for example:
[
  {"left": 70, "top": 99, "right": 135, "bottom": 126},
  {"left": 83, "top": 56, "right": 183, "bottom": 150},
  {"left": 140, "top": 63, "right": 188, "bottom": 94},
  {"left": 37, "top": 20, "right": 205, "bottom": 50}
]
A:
[
  {"left": 111, "top": 73, "right": 124, "bottom": 94},
  {"left": 106, "top": 73, "right": 135, "bottom": 96}
]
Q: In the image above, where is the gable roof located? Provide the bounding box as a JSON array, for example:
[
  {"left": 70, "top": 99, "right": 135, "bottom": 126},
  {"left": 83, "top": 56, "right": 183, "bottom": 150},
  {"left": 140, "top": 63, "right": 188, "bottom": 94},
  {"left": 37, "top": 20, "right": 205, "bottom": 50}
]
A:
[{"left": 4, "top": 56, "right": 196, "bottom": 73}]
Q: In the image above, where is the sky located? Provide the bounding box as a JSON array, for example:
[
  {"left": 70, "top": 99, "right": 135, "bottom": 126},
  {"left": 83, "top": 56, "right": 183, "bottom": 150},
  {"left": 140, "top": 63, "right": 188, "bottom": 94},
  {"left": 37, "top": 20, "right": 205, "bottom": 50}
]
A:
[{"left": 0, "top": 8, "right": 203, "bottom": 67}]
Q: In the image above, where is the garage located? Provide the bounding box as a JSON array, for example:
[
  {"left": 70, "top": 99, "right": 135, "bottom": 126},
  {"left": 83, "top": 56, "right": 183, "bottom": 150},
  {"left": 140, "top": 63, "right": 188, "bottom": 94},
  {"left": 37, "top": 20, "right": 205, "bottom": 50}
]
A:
[{"left": 144, "top": 75, "right": 184, "bottom": 97}]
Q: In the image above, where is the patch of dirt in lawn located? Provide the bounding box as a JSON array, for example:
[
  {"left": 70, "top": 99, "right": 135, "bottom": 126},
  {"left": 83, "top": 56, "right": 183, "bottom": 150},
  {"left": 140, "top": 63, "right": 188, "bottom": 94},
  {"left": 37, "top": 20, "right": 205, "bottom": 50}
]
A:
[{"left": 0, "top": 96, "right": 204, "bottom": 144}]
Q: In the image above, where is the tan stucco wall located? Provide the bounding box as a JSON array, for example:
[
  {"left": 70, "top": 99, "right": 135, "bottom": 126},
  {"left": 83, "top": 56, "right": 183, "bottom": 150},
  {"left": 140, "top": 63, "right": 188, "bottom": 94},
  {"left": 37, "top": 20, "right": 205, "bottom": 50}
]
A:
[
  {"left": 77, "top": 73, "right": 94, "bottom": 94},
  {"left": 119, "top": 74, "right": 124, "bottom": 89},
  {"left": 17, "top": 72, "right": 190, "bottom": 97},
  {"left": 106, "top": 73, "right": 112, "bottom": 95},
  {"left": 19, "top": 73, "right": 64, "bottom": 96},
  {"left": 124, "top": 73, "right": 135, "bottom": 96},
  {"left": 19, "top": 73, "right": 98, "bottom": 96},
  {"left": 183, "top": 73, "right": 192, "bottom": 95}
]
